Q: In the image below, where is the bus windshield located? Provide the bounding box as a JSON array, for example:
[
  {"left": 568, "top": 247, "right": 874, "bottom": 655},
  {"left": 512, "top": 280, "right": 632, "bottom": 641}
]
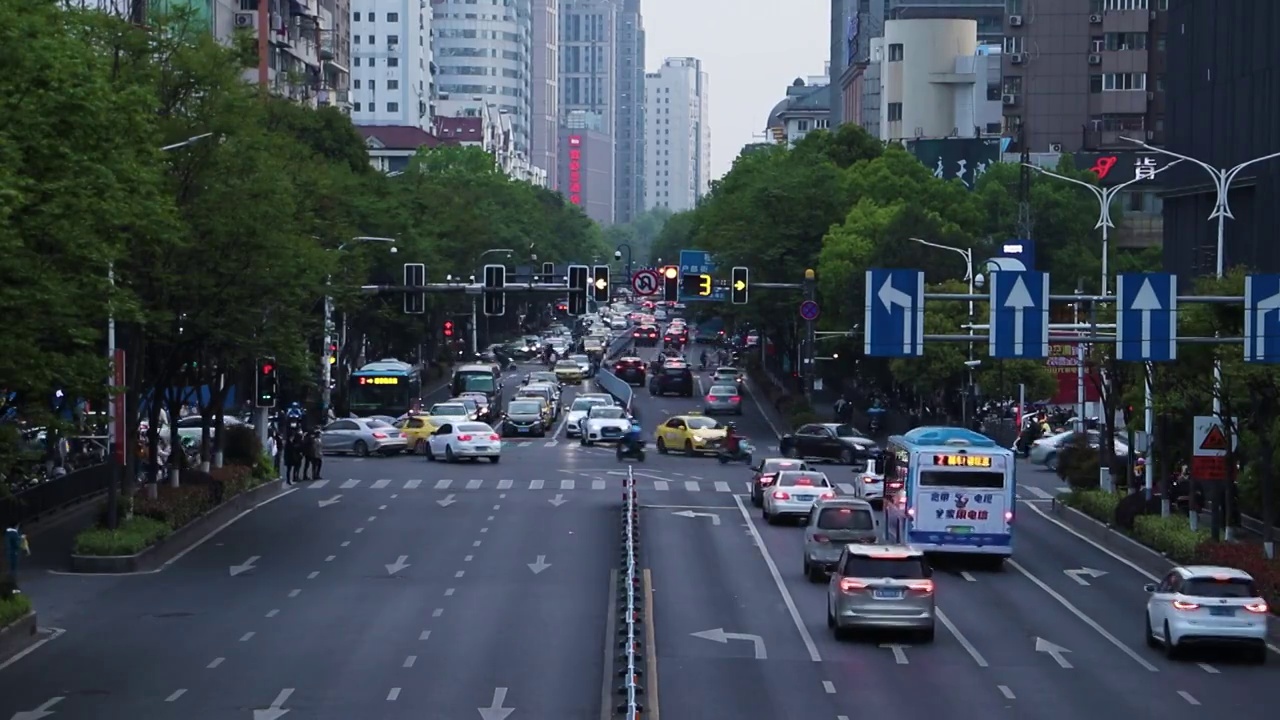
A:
[{"left": 349, "top": 374, "right": 421, "bottom": 417}]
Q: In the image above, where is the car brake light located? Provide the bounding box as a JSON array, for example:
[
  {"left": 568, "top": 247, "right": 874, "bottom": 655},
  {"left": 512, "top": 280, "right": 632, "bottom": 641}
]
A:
[
  {"left": 489, "top": 434, "right": 500, "bottom": 441},
  {"left": 760, "top": 474, "right": 776, "bottom": 485},
  {"left": 794, "top": 478, "right": 813, "bottom": 485},
  {"left": 1244, "top": 601, "right": 1269, "bottom": 613},
  {"left": 772, "top": 490, "right": 790, "bottom": 500},
  {"left": 839, "top": 578, "right": 866, "bottom": 592},
  {"left": 706, "top": 395, "right": 715, "bottom": 402},
  {"left": 813, "top": 534, "right": 830, "bottom": 543},
  {"left": 1004, "top": 510, "right": 1014, "bottom": 522},
  {"left": 371, "top": 432, "right": 388, "bottom": 439},
  {"left": 862, "top": 476, "right": 877, "bottom": 484},
  {"left": 730, "top": 396, "right": 740, "bottom": 402},
  {"left": 906, "top": 580, "right": 934, "bottom": 594},
  {"left": 457, "top": 434, "right": 473, "bottom": 441},
  {"left": 887, "top": 482, "right": 903, "bottom": 489},
  {"left": 1172, "top": 600, "right": 1200, "bottom": 611},
  {"left": 820, "top": 491, "right": 836, "bottom": 499}
]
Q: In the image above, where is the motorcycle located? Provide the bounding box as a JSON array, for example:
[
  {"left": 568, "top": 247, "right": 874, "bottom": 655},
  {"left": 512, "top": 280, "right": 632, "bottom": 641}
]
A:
[
  {"left": 716, "top": 440, "right": 754, "bottom": 465},
  {"left": 617, "top": 438, "right": 646, "bottom": 462}
]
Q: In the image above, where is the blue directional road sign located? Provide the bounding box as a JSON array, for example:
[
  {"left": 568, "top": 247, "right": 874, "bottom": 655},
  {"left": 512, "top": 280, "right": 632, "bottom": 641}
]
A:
[
  {"left": 679, "top": 249, "right": 728, "bottom": 302},
  {"left": 1244, "top": 274, "right": 1280, "bottom": 363},
  {"left": 864, "top": 269, "right": 924, "bottom": 357},
  {"left": 1116, "top": 273, "right": 1178, "bottom": 362},
  {"left": 988, "top": 271, "right": 1049, "bottom": 359}
]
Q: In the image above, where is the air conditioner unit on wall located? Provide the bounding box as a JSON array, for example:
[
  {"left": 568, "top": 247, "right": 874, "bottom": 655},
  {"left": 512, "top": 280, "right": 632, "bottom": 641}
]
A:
[
  {"left": 1088, "top": 54, "right": 1102, "bottom": 65},
  {"left": 1002, "top": 94, "right": 1018, "bottom": 105},
  {"left": 234, "top": 11, "right": 255, "bottom": 28},
  {"left": 1010, "top": 53, "right": 1024, "bottom": 64},
  {"left": 1009, "top": 15, "right": 1023, "bottom": 26},
  {"left": 1089, "top": 13, "right": 1102, "bottom": 23}
]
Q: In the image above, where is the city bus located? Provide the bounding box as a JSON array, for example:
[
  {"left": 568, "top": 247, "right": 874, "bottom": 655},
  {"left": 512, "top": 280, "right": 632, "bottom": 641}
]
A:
[
  {"left": 348, "top": 359, "right": 424, "bottom": 417},
  {"left": 882, "top": 426, "right": 1015, "bottom": 567}
]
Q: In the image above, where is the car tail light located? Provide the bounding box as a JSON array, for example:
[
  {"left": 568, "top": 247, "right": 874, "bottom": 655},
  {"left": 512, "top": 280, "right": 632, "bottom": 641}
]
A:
[
  {"left": 906, "top": 580, "right": 934, "bottom": 594},
  {"left": 759, "top": 474, "right": 776, "bottom": 485},
  {"left": 862, "top": 476, "right": 877, "bottom": 484},
  {"left": 457, "top": 434, "right": 473, "bottom": 441},
  {"left": 906, "top": 507, "right": 916, "bottom": 518},
  {"left": 839, "top": 578, "right": 866, "bottom": 592},
  {"left": 1172, "top": 600, "right": 1200, "bottom": 611},
  {"left": 772, "top": 490, "right": 790, "bottom": 500},
  {"left": 730, "top": 396, "right": 740, "bottom": 403},
  {"left": 706, "top": 395, "right": 715, "bottom": 402},
  {"left": 819, "top": 491, "right": 836, "bottom": 499},
  {"left": 813, "top": 534, "right": 830, "bottom": 543},
  {"left": 371, "top": 432, "right": 388, "bottom": 439},
  {"left": 1244, "top": 601, "right": 1269, "bottom": 613},
  {"left": 488, "top": 434, "right": 500, "bottom": 441},
  {"left": 1004, "top": 510, "right": 1014, "bottom": 522},
  {"left": 887, "top": 482, "right": 903, "bottom": 490},
  {"left": 794, "top": 478, "right": 813, "bottom": 486}
]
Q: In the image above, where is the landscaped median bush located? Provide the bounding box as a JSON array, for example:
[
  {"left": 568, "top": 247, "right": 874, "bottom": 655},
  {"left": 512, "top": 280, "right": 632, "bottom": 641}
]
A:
[
  {"left": 1062, "top": 488, "right": 1280, "bottom": 611},
  {"left": 0, "top": 593, "right": 33, "bottom": 628}
]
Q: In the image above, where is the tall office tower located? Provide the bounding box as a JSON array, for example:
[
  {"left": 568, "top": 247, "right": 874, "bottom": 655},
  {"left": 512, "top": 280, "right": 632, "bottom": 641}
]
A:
[
  {"left": 529, "top": 0, "right": 559, "bottom": 188},
  {"left": 432, "top": 0, "right": 534, "bottom": 154},
  {"left": 643, "top": 57, "right": 709, "bottom": 212},
  {"left": 559, "top": 0, "right": 619, "bottom": 222},
  {"left": 614, "top": 0, "right": 646, "bottom": 223},
  {"left": 1001, "top": 0, "right": 1168, "bottom": 153},
  {"left": 350, "top": 0, "right": 433, "bottom": 128}
]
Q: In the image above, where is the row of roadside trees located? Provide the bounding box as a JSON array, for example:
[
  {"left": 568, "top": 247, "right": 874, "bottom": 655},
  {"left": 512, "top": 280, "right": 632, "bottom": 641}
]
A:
[{"left": 0, "top": 2, "right": 605, "bottom": 489}]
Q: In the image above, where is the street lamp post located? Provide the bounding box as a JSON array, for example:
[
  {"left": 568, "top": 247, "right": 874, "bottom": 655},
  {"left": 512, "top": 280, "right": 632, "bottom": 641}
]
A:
[
  {"left": 907, "top": 238, "right": 978, "bottom": 426},
  {"left": 322, "top": 237, "right": 397, "bottom": 419},
  {"left": 614, "top": 243, "right": 633, "bottom": 282}
]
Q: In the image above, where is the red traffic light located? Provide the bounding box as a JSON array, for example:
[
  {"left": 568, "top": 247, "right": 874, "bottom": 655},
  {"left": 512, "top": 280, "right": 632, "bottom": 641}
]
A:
[
  {"left": 443, "top": 321, "right": 455, "bottom": 337},
  {"left": 260, "top": 363, "right": 274, "bottom": 375}
]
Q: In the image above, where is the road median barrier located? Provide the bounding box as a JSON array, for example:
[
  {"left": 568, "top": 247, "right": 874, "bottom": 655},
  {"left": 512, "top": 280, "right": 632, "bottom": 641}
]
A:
[{"left": 614, "top": 466, "right": 645, "bottom": 717}]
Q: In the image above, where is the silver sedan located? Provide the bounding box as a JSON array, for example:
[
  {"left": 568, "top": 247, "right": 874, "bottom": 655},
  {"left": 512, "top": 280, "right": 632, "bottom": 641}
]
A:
[
  {"left": 702, "top": 384, "right": 743, "bottom": 415},
  {"left": 320, "top": 418, "right": 407, "bottom": 456}
]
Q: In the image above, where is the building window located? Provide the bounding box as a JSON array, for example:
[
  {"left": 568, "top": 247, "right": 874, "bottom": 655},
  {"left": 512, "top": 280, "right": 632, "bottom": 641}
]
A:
[
  {"left": 387, "top": 35, "right": 399, "bottom": 46},
  {"left": 887, "top": 102, "right": 903, "bottom": 122},
  {"left": 1156, "top": 34, "right": 1166, "bottom": 51},
  {"left": 1003, "top": 76, "right": 1023, "bottom": 95},
  {"left": 1003, "top": 36, "right": 1024, "bottom": 54},
  {"left": 354, "top": 57, "right": 360, "bottom": 67},
  {"left": 1156, "top": 74, "right": 1164, "bottom": 91},
  {"left": 387, "top": 102, "right": 399, "bottom": 112},
  {"left": 353, "top": 11, "right": 360, "bottom": 21},
  {"left": 1105, "top": 32, "right": 1146, "bottom": 50},
  {"left": 1091, "top": 36, "right": 1104, "bottom": 53},
  {"left": 1103, "top": 0, "right": 1147, "bottom": 10},
  {"left": 888, "top": 44, "right": 904, "bottom": 62},
  {"left": 1006, "top": 0, "right": 1022, "bottom": 13},
  {"left": 388, "top": 80, "right": 399, "bottom": 90},
  {"left": 1090, "top": 74, "right": 1103, "bottom": 93},
  {"left": 1158, "top": 0, "right": 1168, "bottom": 8},
  {"left": 354, "top": 79, "right": 361, "bottom": 89},
  {"left": 387, "top": 12, "right": 398, "bottom": 21},
  {"left": 354, "top": 35, "right": 360, "bottom": 44},
  {"left": 367, "top": 35, "right": 373, "bottom": 43},
  {"left": 368, "top": 58, "right": 375, "bottom": 67},
  {"left": 354, "top": 102, "right": 361, "bottom": 111},
  {"left": 797, "top": 120, "right": 809, "bottom": 131},
  {"left": 1102, "top": 72, "right": 1146, "bottom": 90},
  {"left": 388, "top": 57, "right": 399, "bottom": 67}
]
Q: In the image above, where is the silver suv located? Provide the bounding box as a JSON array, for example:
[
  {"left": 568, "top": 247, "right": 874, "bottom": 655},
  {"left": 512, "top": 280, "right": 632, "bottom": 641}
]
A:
[
  {"left": 826, "top": 544, "right": 935, "bottom": 642},
  {"left": 803, "top": 498, "right": 878, "bottom": 582}
]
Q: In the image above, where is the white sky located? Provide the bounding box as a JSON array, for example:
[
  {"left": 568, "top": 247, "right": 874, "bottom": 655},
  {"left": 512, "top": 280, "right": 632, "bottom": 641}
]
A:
[{"left": 641, "top": 0, "right": 830, "bottom": 180}]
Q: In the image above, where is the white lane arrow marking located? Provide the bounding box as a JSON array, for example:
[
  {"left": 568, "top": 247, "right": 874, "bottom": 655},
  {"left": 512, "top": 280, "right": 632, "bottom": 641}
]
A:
[
  {"left": 229, "top": 556, "right": 260, "bottom": 577},
  {"left": 672, "top": 509, "right": 721, "bottom": 525},
  {"left": 547, "top": 493, "right": 567, "bottom": 507},
  {"left": 1064, "top": 567, "right": 1107, "bottom": 586},
  {"left": 1252, "top": 289, "right": 1280, "bottom": 360},
  {"left": 385, "top": 555, "right": 410, "bottom": 576},
  {"left": 880, "top": 643, "right": 910, "bottom": 664},
  {"left": 437, "top": 494, "right": 457, "bottom": 507},
  {"left": 1130, "top": 278, "right": 1163, "bottom": 359},
  {"left": 9, "top": 696, "right": 64, "bottom": 720},
  {"left": 317, "top": 495, "right": 342, "bottom": 508},
  {"left": 252, "top": 688, "right": 293, "bottom": 720},
  {"left": 1003, "top": 275, "right": 1036, "bottom": 355},
  {"left": 477, "top": 687, "right": 514, "bottom": 720},
  {"left": 690, "top": 628, "right": 767, "bottom": 658},
  {"left": 527, "top": 555, "right": 552, "bottom": 574},
  {"left": 1035, "top": 637, "right": 1073, "bottom": 668},
  {"left": 878, "top": 276, "right": 914, "bottom": 354}
]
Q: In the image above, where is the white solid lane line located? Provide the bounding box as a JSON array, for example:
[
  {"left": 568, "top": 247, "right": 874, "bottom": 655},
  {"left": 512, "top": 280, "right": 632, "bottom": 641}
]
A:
[
  {"left": 165, "top": 690, "right": 187, "bottom": 702},
  {"left": 1177, "top": 691, "right": 1199, "bottom": 706},
  {"left": 822, "top": 681, "right": 835, "bottom": 694},
  {"left": 935, "top": 607, "right": 988, "bottom": 667},
  {"left": 998, "top": 685, "right": 1015, "bottom": 700}
]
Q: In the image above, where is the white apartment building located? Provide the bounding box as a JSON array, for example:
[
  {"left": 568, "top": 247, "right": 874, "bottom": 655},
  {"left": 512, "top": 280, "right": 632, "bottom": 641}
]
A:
[
  {"left": 643, "top": 57, "right": 709, "bottom": 212},
  {"left": 431, "top": 0, "right": 534, "bottom": 155},
  {"left": 876, "top": 18, "right": 1002, "bottom": 142},
  {"left": 434, "top": 97, "right": 548, "bottom": 185},
  {"left": 349, "top": 0, "right": 433, "bottom": 128}
]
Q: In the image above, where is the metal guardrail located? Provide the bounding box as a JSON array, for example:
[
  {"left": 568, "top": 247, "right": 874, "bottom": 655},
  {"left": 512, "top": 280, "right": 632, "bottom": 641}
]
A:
[
  {"left": 595, "top": 371, "right": 634, "bottom": 413},
  {"left": 617, "top": 465, "right": 643, "bottom": 717},
  {"left": 0, "top": 463, "right": 113, "bottom": 527}
]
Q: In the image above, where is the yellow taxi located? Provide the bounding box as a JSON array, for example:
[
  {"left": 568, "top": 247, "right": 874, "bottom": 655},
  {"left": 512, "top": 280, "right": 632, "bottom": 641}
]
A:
[
  {"left": 400, "top": 403, "right": 471, "bottom": 453},
  {"left": 554, "top": 359, "right": 584, "bottom": 385},
  {"left": 654, "top": 414, "right": 726, "bottom": 455}
]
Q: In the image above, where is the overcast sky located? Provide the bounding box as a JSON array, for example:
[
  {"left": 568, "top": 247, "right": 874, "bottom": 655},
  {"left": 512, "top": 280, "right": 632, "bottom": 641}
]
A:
[{"left": 641, "top": 0, "right": 829, "bottom": 181}]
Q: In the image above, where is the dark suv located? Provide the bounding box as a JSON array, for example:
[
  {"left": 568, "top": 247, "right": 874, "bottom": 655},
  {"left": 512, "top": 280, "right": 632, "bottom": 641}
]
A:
[
  {"left": 649, "top": 363, "right": 694, "bottom": 397},
  {"left": 613, "top": 357, "right": 647, "bottom": 386},
  {"left": 632, "top": 324, "right": 660, "bottom": 346}
]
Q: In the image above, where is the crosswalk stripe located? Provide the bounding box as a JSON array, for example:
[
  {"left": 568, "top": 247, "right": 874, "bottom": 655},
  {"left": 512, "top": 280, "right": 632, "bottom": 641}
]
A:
[
  {"left": 307, "top": 480, "right": 329, "bottom": 489},
  {"left": 435, "top": 479, "right": 452, "bottom": 490},
  {"left": 654, "top": 480, "right": 669, "bottom": 491},
  {"left": 837, "top": 483, "right": 856, "bottom": 494},
  {"left": 591, "top": 479, "right": 606, "bottom": 490},
  {"left": 714, "top": 481, "right": 731, "bottom": 493},
  {"left": 404, "top": 479, "right": 421, "bottom": 489},
  {"left": 465, "top": 479, "right": 483, "bottom": 490},
  {"left": 497, "top": 479, "right": 513, "bottom": 490},
  {"left": 744, "top": 481, "right": 753, "bottom": 493},
  {"left": 340, "top": 479, "right": 360, "bottom": 489},
  {"left": 561, "top": 479, "right": 575, "bottom": 490},
  {"left": 684, "top": 481, "right": 700, "bottom": 492},
  {"left": 372, "top": 479, "right": 391, "bottom": 489},
  {"left": 529, "top": 479, "right": 544, "bottom": 490}
]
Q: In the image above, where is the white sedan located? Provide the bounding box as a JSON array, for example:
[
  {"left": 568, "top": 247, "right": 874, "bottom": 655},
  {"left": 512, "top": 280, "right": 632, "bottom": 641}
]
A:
[
  {"left": 425, "top": 422, "right": 502, "bottom": 463},
  {"left": 1144, "top": 565, "right": 1270, "bottom": 663},
  {"left": 581, "top": 405, "right": 632, "bottom": 445},
  {"left": 1029, "top": 430, "right": 1128, "bottom": 470},
  {"left": 565, "top": 397, "right": 611, "bottom": 437},
  {"left": 762, "top": 471, "right": 836, "bottom": 524}
]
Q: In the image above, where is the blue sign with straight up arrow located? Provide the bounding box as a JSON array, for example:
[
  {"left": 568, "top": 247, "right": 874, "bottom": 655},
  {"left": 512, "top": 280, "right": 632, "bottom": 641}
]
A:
[
  {"left": 1244, "top": 274, "right": 1280, "bottom": 363},
  {"left": 1115, "top": 273, "right": 1178, "bottom": 362},
  {"left": 988, "top": 271, "right": 1049, "bottom": 359},
  {"left": 864, "top": 269, "right": 924, "bottom": 357}
]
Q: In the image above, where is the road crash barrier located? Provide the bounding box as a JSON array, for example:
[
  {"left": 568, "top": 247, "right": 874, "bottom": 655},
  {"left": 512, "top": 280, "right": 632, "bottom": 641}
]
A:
[
  {"left": 595, "top": 370, "right": 635, "bottom": 413},
  {"left": 616, "top": 465, "right": 644, "bottom": 717}
]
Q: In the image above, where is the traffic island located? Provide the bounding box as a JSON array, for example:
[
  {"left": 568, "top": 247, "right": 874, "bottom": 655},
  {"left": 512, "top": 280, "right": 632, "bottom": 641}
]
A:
[{"left": 69, "top": 464, "right": 282, "bottom": 574}]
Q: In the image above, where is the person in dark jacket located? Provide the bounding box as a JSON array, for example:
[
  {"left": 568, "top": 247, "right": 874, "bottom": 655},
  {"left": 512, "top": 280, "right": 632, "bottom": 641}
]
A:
[
  {"left": 304, "top": 429, "right": 323, "bottom": 480},
  {"left": 285, "top": 430, "right": 304, "bottom": 485}
]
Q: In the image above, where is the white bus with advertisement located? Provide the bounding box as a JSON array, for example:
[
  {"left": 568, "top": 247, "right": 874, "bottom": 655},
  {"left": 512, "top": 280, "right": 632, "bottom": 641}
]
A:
[{"left": 883, "top": 427, "right": 1015, "bottom": 567}]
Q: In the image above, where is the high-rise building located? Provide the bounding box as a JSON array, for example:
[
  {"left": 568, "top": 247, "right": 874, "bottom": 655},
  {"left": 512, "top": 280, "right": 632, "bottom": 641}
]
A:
[
  {"left": 350, "top": 0, "right": 433, "bottom": 128},
  {"left": 1000, "top": 0, "right": 1169, "bottom": 153},
  {"left": 614, "top": 0, "right": 646, "bottom": 223},
  {"left": 559, "top": 0, "right": 618, "bottom": 222},
  {"left": 529, "top": 0, "right": 559, "bottom": 188},
  {"left": 561, "top": 111, "right": 614, "bottom": 223},
  {"left": 643, "top": 57, "right": 709, "bottom": 212},
  {"left": 431, "top": 0, "right": 533, "bottom": 154}
]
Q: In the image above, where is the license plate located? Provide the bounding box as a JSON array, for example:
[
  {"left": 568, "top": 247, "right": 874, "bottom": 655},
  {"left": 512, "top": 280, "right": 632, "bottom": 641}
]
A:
[
  {"left": 1209, "top": 607, "right": 1235, "bottom": 617},
  {"left": 473, "top": 445, "right": 491, "bottom": 451},
  {"left": 796, "top": 495, "right": 814, "bottom": 502},
  {"left": 518, "top": 428, "right": 529, "bottom": 433},
  {"left": 873, "top": 589, "right": 903, "bottom": 600},
  {"left": 946, "top": 526, "right": 973, "bottom": 534}
]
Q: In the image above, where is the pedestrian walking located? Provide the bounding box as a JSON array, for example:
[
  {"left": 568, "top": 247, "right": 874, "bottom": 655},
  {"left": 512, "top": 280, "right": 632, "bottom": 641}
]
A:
[
  {"left": 284, "top": 429, "right": 304, "bottom": 485},
  {"left": 5, "top": 525, "right": 30, "bottom": 590},
  {"left": 267, "top": 427, "right": 281, "bottom": 477},
  {"left": 304, "top": 429, "right": 323, "bottom": 481}
]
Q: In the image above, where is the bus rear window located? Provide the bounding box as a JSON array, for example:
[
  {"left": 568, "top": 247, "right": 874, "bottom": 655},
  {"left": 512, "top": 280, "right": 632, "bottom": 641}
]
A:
[{"left": 919, "top": 470, "right": 1004, "bottom": 489}]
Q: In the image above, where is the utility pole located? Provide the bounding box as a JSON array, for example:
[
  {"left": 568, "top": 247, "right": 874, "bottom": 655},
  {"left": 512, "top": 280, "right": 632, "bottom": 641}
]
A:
[
  {"left": 1016, "top": 124, "right": 1034, "bottom": 240},
  {"left": 802, "top": 268, "right": 816, "bottom": 404}
]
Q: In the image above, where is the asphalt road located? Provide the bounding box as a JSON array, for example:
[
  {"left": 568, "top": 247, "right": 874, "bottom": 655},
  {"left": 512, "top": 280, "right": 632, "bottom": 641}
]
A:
[{"left": 620, "top": 344, "right": 1275, "bottom": 720}]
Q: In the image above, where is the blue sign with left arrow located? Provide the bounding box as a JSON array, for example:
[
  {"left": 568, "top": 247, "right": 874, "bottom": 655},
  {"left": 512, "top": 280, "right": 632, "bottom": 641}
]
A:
[
  {"left": 988, "top": 271, "right": 1049, "bottom": 359},
  {"left": 864, "top": 269, "right": 924, "bottom": 357}
]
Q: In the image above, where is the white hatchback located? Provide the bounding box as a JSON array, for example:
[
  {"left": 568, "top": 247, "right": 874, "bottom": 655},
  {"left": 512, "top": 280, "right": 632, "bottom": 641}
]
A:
[
  {"left": 1144, "top": 565, "right": 1270, "bottom": 663},
  {"left": 426, "top": 422, "right": 503, "bottom": 464},
  {"left": 762, "top": 471, "right": 836, "bottom": 525}
]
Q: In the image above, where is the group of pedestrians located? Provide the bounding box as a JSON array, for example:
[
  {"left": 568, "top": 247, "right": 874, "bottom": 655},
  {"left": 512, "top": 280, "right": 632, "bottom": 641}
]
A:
[{"left": 266, "top": 425, "right": 323, "bottom": 485}]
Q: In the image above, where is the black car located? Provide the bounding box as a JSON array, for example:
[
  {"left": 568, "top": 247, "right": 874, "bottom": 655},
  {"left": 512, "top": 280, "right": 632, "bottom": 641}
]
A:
[
  {"left": 632, "top": 324, "right": 660, "bottom": 346},
  {"left": 779, "top": 423, "right": 879, "bottom": 464},
  {"left": 649, "top": 364, "right": 694, "bottom": 397},
  {"left": 613, "top": 357, "right": 647, "bottom": 386}
]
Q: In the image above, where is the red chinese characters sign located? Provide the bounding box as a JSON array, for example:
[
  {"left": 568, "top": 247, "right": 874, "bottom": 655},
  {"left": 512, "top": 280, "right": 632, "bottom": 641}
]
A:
[{"left": 568, "top": 135, "right": 582, "bottom": 204}]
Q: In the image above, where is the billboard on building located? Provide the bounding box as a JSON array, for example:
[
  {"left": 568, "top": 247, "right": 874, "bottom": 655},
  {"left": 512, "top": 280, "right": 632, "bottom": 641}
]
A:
[
  {"left": 566, "top": 135, "right": 582, "bottom": 205},
  {"left": 907, "top": 138, "right": 1002, "bottom": 190}
]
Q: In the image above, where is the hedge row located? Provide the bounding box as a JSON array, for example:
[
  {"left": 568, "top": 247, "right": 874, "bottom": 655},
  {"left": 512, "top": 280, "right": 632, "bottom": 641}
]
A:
[
  {"left": 74, "top": 462, "right": 270, "bottom": 557},
  {"left": 1063, "top": 489, "right": 1278, "bottom": 611},
  {"left": 0, "top": 593, "right": 32, "bottom": 628}
]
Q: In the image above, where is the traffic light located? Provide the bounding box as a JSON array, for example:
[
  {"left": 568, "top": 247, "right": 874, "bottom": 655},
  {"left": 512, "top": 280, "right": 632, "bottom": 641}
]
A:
[
  {"left": 541, "top": 261, "right": 554, "bottom": 283},
  {"left": 592, "top": 265, "right": 610, "bottom": 302},
  {"left": 255, "top": 357, "right": 278, "bottom": 407},
  {"left": 443, "top": 320, "right": 455, "bottom": 338},
  {"left": 483, "top": 264, "right": 506, "bottom": 316},
  {"left": 681, "top": 272, "right": 713, "bottom": 297},
  {"left": 1123, "top": 404, "right": 1134, "bottom": 425},
  {"left": 327, "top": 342, "right": 338, "bottom": 365},
  {"left": 567, "top": 264, "right": 588, "bottom": 315},
  {"left": 403, "top": 263, "right": 425, "bottom": 314},
  {"left": 662, "top": 266, "right": 679, "bottom": 302},
  {"left": 731, "top": 266, "right": 749, "bottom": 305}
]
